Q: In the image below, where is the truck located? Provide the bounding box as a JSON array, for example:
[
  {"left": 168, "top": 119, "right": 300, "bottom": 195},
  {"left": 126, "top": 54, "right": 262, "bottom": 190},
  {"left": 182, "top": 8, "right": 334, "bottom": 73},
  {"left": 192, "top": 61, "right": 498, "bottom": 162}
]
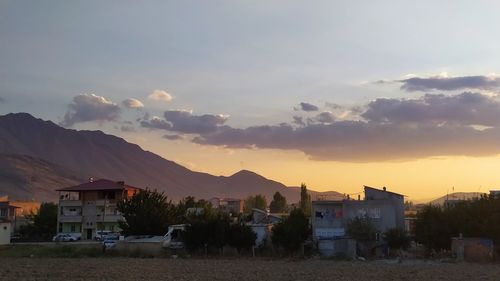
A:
[{"left": 162, "top": 224, "right": 187, "bottom": 249}]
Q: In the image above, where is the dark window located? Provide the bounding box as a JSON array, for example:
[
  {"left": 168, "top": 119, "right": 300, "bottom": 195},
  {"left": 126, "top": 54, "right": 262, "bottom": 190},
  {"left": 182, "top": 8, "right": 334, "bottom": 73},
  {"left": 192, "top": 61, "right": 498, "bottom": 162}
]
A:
[
  {"left": 71, "top": 225, "right": 76, "bottom": 232},
  {"left": 59, "top": 223, "right": 62, "bottom": 232},
  {"left": 107, "top": 191, "right": 116, "bottom": 199}
]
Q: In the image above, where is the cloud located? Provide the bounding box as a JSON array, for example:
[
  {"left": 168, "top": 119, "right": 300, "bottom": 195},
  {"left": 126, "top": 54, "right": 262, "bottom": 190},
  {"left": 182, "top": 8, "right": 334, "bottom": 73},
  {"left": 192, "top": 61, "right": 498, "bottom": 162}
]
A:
[
  {"left": 120, "top": 125, "right": 136, "bottom": 132},
  {"left": 61, "top": 94, "right": 120, "bottom": 127},
  {"left": 163, "top": 134, "right": 183, "bottom": 140},
  {"left": 148, "top": 90, "right": 173, "bottom": 102},
  {"left": 184, "top": 92, "right": 500, "bottom": 162},
  {"left": 296, "top": 102, "right": 319, "bottom": 112},
  {"left": 163, "top": 110, "right": 228, "bottom": 134},
  {"left": 122, "top": 98, "right": 144, "bottom": 109},
  {"left": 399, "top": 75, "right": 500, "bottom": 92},
  {"left": 362, "top": 92, "right": 500, "bottom": 126},
  {"left": 314, "top": 111, "right": 335, "bottom": 124},
  {"left": 140, "top": 116, "right": 172, "bottom": 130},
  {"left": 0, "top": 97, "right": 5, "bottom": 103}
]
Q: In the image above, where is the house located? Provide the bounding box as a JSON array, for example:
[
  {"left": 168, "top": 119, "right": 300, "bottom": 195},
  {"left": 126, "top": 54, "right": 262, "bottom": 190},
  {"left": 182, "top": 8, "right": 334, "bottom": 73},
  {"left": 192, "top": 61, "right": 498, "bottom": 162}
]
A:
[
  {"left": 0, "top": 196, "right": 20, "bottom": 245},
  {"left": 311, "top": 186, "right": 405, "bottom": 257},
  {"left": 209, "top": 197, "right": 243, "bottom": 215},
  {"left": 249, "top": 208, "right": 284, "bottom": 247},
  {"left": 56, "top": 178, "right": 141, "bottom": 240}
]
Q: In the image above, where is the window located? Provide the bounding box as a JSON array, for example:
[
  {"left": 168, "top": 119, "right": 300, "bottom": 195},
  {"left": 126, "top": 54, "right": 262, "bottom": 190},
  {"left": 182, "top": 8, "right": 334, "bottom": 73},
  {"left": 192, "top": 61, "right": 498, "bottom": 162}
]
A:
[
  {"left": 375, "top": 232, "right": 381, "bottom": 242},
  {"left": 0, "top": 208, "right": 7, "bottom": 217},
  {"left": 59, "top": 223, "right": 62, "bottom": 232},
  {"left": 71, "top": 225, "right": 76, "bottom": 232}
]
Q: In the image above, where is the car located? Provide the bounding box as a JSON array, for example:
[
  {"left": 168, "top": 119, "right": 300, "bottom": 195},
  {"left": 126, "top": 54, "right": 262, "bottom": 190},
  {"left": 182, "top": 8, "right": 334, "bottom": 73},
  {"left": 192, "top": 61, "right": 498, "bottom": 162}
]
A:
[
  {"left": 94, "top": 230, "right": 112, "bottom": 241},
  {"left": 52, "top": 233, "right": 78, "bottom": 242},
  {"left": 102, "top": 239, "right": 116, "bottom": 249}
]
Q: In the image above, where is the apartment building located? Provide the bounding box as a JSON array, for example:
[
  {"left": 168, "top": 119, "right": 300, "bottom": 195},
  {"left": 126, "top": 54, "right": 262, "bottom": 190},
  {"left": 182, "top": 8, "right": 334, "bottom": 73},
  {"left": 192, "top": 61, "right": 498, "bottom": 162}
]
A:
[{"left": 56, "top": 179, "right": 141, "bottom": 240}]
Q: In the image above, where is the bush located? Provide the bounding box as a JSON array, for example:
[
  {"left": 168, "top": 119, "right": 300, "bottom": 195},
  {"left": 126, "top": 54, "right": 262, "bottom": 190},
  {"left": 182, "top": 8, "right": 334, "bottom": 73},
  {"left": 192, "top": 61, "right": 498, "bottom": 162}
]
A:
[{"left": 271, "top": 209, "right": 309, "bottom": 255}]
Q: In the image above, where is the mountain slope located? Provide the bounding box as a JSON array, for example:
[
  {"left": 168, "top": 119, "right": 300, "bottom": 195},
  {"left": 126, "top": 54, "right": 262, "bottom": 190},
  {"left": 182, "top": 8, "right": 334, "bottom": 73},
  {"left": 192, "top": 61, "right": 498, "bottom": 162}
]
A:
[{"left": 0, "top": 113, "right": 340, "bottom": 202}]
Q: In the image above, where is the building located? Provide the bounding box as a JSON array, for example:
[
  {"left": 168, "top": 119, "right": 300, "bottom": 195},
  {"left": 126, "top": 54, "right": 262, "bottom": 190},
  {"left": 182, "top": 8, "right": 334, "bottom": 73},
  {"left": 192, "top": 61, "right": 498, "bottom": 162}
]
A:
[
  {"left": 0, "top": 196, "right": 19, "bottom": 236},
  {"left": 56, "top": 179, "right": 141, "bottom": 240},
  {"left": 0, "top": 220, "right": 11, "bottom": 245},
  {"left": 209, "top": 197, "right": 243, "bottom": 214},
  {"left": 311, "top": 186, "right": 405, "bottom": 257}
]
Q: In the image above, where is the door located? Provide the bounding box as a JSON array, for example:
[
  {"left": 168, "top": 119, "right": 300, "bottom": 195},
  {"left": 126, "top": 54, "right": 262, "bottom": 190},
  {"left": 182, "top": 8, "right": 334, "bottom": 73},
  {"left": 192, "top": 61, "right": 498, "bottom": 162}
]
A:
[{"left": 86, "top": 229, "right": 93, "bottom": 240}]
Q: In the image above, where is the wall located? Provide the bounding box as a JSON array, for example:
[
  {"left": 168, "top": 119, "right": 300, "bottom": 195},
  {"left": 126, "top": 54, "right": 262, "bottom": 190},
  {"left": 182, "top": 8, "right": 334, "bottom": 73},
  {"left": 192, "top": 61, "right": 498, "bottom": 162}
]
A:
[{"left": 0, "top": 222, "right": 11, "bottom": 245}]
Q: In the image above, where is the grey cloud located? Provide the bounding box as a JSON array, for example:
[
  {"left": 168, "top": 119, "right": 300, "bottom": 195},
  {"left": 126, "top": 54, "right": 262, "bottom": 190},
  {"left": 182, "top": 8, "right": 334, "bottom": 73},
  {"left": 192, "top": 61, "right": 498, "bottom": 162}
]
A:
[
  {"left": 0, "top": 97, "right": 5, "bottom": 103},
  {"left": 163, "top": 110, "right": 228, "bottom": 134},
  {"left": 399, "top": 75, "right": 500, "bottom": 92},
  {"left": 325, "top": 102, "right": 343, "bottom": 110},
  {"left": 120, "top": 125, "right": 136, "bottom": 132},
  {"left": 61, "top": 94, "right": 121, "bottom": 127},
  {"left": 140, "top": 117, "right": 172, "bottom": 130},
  {"left": 163, "top": 134, "right": 183, "bottom": 140},
  {"left": 296, "top": 102, "right": 319, "bottom": 112},
  {"left": 362, "top": 92, "right": 500, "bottom": 126},
  {"left": 187, "top": 92, "right": 500, "bottom": 162},
  {"left": 292, "top": 116, "right": 305, "bottom": 126},
  {"left": 314, "top": 112, "right": 335, "bottom": 124}
]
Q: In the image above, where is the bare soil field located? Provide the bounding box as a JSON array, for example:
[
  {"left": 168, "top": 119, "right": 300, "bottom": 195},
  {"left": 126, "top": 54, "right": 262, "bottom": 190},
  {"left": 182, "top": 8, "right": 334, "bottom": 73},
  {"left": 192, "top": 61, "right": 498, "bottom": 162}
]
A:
[{"left": 1, "top": 258, "right": 499, "bottom": 281}]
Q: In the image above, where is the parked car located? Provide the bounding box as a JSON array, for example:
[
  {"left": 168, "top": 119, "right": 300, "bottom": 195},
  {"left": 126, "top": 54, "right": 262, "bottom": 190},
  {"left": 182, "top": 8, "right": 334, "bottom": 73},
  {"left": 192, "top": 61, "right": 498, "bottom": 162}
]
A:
[
  {"left": 102, "top": 239, "right": 117, "bottom": 249},
  {"left": 94, "top": 230, "right": 112, "bottom": 241},
  {"left": 52, "top": 233, "right": 78, "bottom": 242}
]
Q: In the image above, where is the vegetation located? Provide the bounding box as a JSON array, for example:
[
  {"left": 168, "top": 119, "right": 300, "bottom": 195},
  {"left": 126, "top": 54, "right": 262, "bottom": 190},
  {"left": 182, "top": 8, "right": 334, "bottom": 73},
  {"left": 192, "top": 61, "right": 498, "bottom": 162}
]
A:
[
  {"left": 243, "top": 194, "right": 267, "bottom": 214},
  {"left": 19, "top": 202, "right": 58, "bottom": 241},
  {"left": 227, "top": 223, "right": 257, "bottom": 253},
  {"left": 383, "top": 227, "right": 410, "bottom": 250},
  {"left": 415, "top": 195, "right": 500, "bottom": 251},
  {"left": 299, "top": 183, "right": 312, "bottom": 216},
  {"left": 117, "top": 189, "right": 175, "bottom": 235},
  {"left": 269, "top": 192, "right": 287, "bottom": 213},
  {"left": 183, "top": 213, "right": 231, "bottom": 253},
  {"left": 271, "top": 209, "right": 309, "bottom": 254},
  {"left": 345, "top": 216, "right": 376, "bottom": 242}
]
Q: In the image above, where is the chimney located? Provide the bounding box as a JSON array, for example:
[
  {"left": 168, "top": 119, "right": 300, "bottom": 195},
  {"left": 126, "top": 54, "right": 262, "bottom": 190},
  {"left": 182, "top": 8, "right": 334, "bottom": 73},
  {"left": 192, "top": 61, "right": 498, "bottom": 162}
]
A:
[
  {"left": 383, "top": 186, "right": 386, "bottom": 191},
  {"left": 89, "top": 177, "right": 94, "bottom": 183}
]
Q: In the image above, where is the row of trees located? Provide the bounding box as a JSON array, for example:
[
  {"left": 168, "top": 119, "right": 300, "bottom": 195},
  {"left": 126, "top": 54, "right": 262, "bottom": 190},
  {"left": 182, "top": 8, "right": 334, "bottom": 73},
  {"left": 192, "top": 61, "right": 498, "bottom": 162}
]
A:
[{"left": 415, "top": 195, "right": 500, "bottom": 251}]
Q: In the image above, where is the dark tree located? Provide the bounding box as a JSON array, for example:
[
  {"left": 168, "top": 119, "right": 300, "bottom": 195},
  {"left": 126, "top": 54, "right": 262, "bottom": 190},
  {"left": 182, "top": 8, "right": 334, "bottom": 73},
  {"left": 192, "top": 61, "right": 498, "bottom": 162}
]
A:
[
  {"left": 243, "top": 194, "right": 267, "bottom": 214},
  {"left": 414, "top": 204, "right": 454, "bottom": 251},
  {"left": 183, "top": 214, "right": 230, "bottom": 253},
  {"left": 384, "top": 227, "right": 410, "bottom": 250},
  {"left": 19, "top": 202, "right": 58, "bottom": 241},
  {"left": 227, "top": 223, "right": 256, "bottom": 253},
  {"left": 271, "top": 208, "right": 309, "bottom": 254},
  {"left": 299, "top": 183, "right": 312, "bottom": 216},
  {"left": 269, "top": 192, "right": 287, "bottom": 213},
  {"left": 345, "top": 216, "right": 376, "bottom": 242},
  {"left": 117, "top": 189, "right": 175, "bottom": 235}
]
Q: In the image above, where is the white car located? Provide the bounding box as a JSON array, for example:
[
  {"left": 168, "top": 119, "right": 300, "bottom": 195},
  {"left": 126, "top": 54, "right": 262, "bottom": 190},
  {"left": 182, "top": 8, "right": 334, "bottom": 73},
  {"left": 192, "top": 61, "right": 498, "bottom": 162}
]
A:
[{"left": 52, "top": 233, "right": 78, "bottom": 242}]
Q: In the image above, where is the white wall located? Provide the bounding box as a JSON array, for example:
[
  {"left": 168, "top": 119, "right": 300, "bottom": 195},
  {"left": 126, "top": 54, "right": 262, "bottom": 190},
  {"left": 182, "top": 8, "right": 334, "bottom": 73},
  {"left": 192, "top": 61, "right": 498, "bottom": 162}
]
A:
[{"left": 0, "top": 222, "right": 11, "bottom": 245}]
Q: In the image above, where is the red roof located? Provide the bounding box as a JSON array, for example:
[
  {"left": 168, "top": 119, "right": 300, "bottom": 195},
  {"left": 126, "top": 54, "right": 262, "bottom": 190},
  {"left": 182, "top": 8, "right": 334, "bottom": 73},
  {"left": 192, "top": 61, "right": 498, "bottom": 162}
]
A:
[{"left": 56, "top": 179, "right": 142, "bottom": 192}]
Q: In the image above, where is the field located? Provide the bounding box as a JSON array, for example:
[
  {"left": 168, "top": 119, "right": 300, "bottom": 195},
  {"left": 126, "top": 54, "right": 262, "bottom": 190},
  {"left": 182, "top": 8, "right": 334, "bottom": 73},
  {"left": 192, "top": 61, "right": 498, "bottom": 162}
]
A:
[{"left": 1, "top": 257, "right": 500, "bottom": 281}]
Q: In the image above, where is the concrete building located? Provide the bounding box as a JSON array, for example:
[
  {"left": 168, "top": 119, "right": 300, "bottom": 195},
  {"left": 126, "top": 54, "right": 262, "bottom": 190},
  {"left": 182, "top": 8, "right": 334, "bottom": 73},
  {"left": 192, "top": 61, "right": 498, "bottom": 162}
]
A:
[
  {"left": 209, "top": 197, "right": 243, "bottom": 214},
  {"left": 0, "top": 197, "right": 19, "bottom": 235},
  {"left": 312, "top": 186, "right": 405, "bottom": 257},
  {"left": 56, "top": 179, "right": 141, "bottom": 240}
]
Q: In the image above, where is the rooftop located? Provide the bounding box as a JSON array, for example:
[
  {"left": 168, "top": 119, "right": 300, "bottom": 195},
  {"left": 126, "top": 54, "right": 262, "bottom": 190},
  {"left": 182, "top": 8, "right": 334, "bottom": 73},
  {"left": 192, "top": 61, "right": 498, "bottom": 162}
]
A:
[{"left": 56, "top": 179, "right": 142, "bottom": 192}]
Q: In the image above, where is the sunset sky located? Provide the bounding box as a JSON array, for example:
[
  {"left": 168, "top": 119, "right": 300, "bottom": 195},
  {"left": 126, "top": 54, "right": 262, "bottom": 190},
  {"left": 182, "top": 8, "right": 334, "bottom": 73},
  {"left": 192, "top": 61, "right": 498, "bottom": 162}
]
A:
[{"left": 2, "top": 1, "right": 500, "bottom": 201}]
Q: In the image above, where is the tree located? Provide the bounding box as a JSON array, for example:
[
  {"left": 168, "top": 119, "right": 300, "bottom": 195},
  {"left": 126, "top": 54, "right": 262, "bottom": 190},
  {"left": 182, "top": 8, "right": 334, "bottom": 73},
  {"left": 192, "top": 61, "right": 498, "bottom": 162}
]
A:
[
  {"left": 345, "top": 216, "right": 376, "bottom": 242},
  {"left": 243, "top": 194, "right": 267, "bottom": 214},
  {"left": 19, "top": 202, "right": 58, "bottom": 241},
  {"left": 227, "top": 223, "right": 256, "bottom": 253},
  {"left": 384, "top": 228, "right": 410, "bottom": 250},
  {"left": 269, "top": 192, "right": 287, "bottom": 213},
  {"left": 117, "top": 189, "right": 175, "bottom": 235},
  {"left": 299, "top": 183, "right": 311, "bottom": 216},
  {"left": 271, "top": 208, "right": 309, "bottom": 254},
  {"left": 183, "top": 213, "right": 230, "bottom": 254},
  {"left": 414, "top": 204, "right": 454, "bottom": 251},
  {"left": 174, "top": 196, "right": 217, "bottom": 224}
]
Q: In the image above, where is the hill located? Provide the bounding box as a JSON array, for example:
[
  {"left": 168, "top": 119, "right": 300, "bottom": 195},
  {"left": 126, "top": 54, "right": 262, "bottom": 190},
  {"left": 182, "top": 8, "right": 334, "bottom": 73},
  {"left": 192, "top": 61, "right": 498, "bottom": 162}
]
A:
[
  {"left": 0, "top": 113, "right": 341, "bottom": 203},
  {"left": 428, "top": 192, "right": 486, "bottom": 205}
]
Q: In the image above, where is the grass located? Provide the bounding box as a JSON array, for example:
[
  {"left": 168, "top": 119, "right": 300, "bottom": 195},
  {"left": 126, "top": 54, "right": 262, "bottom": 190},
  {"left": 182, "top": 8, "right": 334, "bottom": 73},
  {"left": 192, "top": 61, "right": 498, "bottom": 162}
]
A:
[{"left": 0, "top": 244, "right": 105, "bottom": 258}]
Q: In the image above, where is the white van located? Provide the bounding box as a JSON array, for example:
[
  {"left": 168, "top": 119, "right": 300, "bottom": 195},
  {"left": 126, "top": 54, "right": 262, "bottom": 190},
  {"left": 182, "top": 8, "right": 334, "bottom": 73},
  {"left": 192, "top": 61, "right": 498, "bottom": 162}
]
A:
[{"left": 162, "top": 224, "right": 187, "bottom": 249}]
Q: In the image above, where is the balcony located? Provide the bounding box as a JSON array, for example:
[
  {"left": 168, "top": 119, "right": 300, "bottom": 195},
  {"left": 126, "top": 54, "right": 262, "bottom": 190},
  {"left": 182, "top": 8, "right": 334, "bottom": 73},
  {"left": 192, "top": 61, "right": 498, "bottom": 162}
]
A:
[
  {"left": 59, "top": 200, "right": 83, "bottom": 207},
  {"left": 59, "top": 215, "right": 83, "bottom": 223},
  {"left": 96, "top": 214, "right": 123, "bottom": 222},
  {"left": 95, "top": 200, "right": 118, "bottom": 206}
]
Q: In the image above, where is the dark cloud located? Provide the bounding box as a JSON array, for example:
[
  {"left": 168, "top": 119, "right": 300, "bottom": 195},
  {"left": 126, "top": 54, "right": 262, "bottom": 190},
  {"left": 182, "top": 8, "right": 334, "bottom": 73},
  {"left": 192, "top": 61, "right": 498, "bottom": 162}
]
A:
[
  {"left": 399, "top": 75, "right": 500, "bottom": 92},
  {"left": 362, "top": 92, "right": 500, "bottom": 126},
  {"left": 163, "top": 134, "right": 183, "bottom": 140},
  {"left": 314, "top": 111, "right": 335, "bottom": 124},
  {"left": 140, "top": 117, "right": 172, "bottom": 130},
  {"left": 292, "top": 116, "right": 305, "bottom": 126},
  {"left": 163, "top": 110, "right": 228, "bottom": 134},
  {"left": 296, "top": 102, "right": 319, "bottom": 112},
  {"left": 61, "top": 94, "right": 121, "bottom": 127},
  {"left": 186, "top": 92, "right": 500, "bottom": 162}
]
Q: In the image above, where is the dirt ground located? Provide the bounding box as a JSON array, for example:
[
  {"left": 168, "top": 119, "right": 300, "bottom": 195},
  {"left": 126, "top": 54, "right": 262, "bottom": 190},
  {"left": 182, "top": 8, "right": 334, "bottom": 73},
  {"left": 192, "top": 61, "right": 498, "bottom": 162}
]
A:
[{"left": 0, "top": 258, "right": 499, "bottom": 281}]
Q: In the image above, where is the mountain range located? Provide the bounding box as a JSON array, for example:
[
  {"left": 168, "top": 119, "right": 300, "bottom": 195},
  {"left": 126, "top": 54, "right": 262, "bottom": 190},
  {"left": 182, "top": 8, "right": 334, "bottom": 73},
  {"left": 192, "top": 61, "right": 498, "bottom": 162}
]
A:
[{"left": 0, "top": 113, "right": 342, "bottom": 203}]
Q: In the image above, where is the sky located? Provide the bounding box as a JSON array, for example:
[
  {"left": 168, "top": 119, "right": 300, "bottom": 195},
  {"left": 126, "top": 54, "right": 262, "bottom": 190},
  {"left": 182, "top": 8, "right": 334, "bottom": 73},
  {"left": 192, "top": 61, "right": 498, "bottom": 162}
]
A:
[{"left": 2, "top": 0, "right": 500, "bottom": 201}]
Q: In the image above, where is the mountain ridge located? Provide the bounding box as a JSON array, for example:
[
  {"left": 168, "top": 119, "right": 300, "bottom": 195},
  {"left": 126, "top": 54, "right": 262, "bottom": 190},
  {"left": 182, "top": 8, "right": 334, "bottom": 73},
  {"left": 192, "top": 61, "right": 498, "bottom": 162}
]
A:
[{"left": 0, "top": 112, "right": 342, "bottom": 203}]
